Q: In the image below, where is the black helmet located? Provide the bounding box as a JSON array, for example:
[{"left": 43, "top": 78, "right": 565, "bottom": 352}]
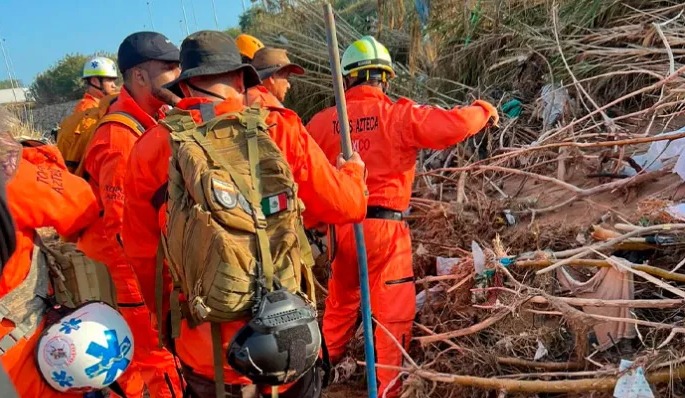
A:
[{"left": 227, "top": 289, "right": 321, "bottom": 385}]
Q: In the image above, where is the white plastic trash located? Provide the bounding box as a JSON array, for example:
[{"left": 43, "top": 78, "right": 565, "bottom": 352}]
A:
[
  {"left": 436, "top": 256, "right": 460, "bottom": 276},
  {"left": 471, "top": 241, "right": 486, "bottom": 275},
  {"left": 415, "top": 286, "right": 444, "bottom": 314},
  {"left": 613, "top": 359, "right": 654, "bottom": 398}
]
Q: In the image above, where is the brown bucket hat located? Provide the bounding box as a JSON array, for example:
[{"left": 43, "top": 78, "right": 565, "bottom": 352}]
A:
[
  {"left": 165, "top": 30, "right": 261, "bottom": 96},
  {"left": 251, "top": 47, "right": 305, "bottom": 80}
]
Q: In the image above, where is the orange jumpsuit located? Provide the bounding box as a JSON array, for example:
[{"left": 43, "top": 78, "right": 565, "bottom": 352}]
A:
[
  {"left": 123, "top": 95, "right": 367, "bottom": 393},
  {"left": 245, "top": 86, "right": 323, "bottom": 229},
  {"left": 1, "top": 145, "right": 100, "bottom": 397},
  {"left": 73, "top": 92, "right": 102, "bottom": 113},
  {"left": 307, "top": 85, "right": 497, "bottom": 397},
  {"left": 246, "top": 85, "right": 284, "bottom": 108},
  {"left": 77, "top": 87, "right": 183, "bottom": 398}
]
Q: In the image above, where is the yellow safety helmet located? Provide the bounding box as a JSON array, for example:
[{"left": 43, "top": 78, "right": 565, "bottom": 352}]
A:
[
  {"left": 235, "top": 33, "right": 265, "bottom": 61},
  {"left": 341, "top": 36, "right": 395, "bottom": 80}
]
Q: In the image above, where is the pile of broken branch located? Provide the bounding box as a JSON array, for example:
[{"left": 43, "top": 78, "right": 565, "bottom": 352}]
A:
[
  {"left": 400, "top": 3, "right": 685, "bottom": 396},
  {"left": 408, "top": 220, "right": 685, "bottom": 397},
  {"left": 402, "top": 36, "right": 685, "bottom": 398},
  {"left": 402, "top": 45, "right": 685, "bottom": 397},
  {"left": 245, "top": 1, "right": 685, "bottom": 396}
]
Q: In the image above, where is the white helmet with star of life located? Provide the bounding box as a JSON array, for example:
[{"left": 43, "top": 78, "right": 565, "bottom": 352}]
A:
[
  {"left": 36, "top": 302, "right": 134, "bottom": 393},
  {"left": 82, "top": 57, "right": 118, "bottom": 79}
]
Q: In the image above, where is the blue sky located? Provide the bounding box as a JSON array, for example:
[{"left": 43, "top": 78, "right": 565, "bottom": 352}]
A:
[{"left": 0, "top": 0, "right": 246, "bottom": 86}]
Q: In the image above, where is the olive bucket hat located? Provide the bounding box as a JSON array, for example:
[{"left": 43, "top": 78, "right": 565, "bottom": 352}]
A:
[{"left": 165, "top": 30, "right": 261, "bottom": 96}]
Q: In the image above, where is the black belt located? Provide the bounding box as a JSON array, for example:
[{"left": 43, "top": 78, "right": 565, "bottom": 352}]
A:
[{"left": 367, "top": 206, "right": 403, "bottom": 221}]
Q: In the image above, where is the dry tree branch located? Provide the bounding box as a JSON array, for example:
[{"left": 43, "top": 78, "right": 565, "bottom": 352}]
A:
[
  {"left": 537, "top": 64, "right": 685, "bottom": 144},
  {"left": 454, "top": 109, "right": 685, "bottom": 171},
  {"left": 374, "top": 318, "right": 419, "bottom": 368},
  {"left": 524, "top": 294, "right": 684, "bottom": 309},
  {"left": 592, "top": 252, "right": 685, "bottom": 299},
  {"left": 414, "top": 322, "right": 469, "bottom": 354},
  {"left": 414, "top": 309, "right": 510, "bottom": 345},
  {"left": 427, "top": 165, "right": 667, "bottom": 216},
  {"left": 535, "top": 223, "right": 685, "bottom": 274},
  {"left": 516, "top": 259, "right": 685, "bottom": 283},
  {"left": 497, "top": 369, "right": 615, "bottom": 379},
  {"left": 447, "top": 273, "right": 474, "bottom": 293},
  {"left": 522, "top": 307, "right": 685, "bottom": 332},
  {"left": 495, "top": 357, "right": 584, "bottom": 371},
  {"left": 551, "top": 5, "right": 617, "bottom": 134}
]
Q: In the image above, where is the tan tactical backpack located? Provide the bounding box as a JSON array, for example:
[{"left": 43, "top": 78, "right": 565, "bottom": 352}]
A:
[
  {"left": 41, "top": 239, "right": 118, "bottom": 310},
  {"left": 0, "top": 237, "right": 117, "bottom": 356},
  {"left": 158, "top": 104, "right": 316, "bottom": 338}
]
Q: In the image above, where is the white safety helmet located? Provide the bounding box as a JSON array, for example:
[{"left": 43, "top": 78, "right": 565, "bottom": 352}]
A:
[
  {"left": 82, "top": 57, "right": 118, "bottom": 79},
  {"left": 37, "top": 302, "right": 134, "bottom": 393}
]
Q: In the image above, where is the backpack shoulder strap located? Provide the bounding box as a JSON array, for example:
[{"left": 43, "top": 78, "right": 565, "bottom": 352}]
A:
[
  {"left": 160, "top": 109, "right": 197, "bottom": 134},
  {"left": 211, "top": 323, "right": 226, "bottom": 397},
  {"left": 240, "top": 104, "right": 270, "bottom": 128},
  {"left": 97, "top": 112, "right": 145, "bottom": 137}
]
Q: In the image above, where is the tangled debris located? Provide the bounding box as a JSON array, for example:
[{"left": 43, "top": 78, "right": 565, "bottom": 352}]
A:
[{"left": 240, "top": 1, "right": 685, "bottom": 397}]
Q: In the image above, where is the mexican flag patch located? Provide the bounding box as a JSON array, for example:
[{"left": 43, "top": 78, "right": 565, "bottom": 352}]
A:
[{"left": 261, "top": 192, "right": 290, "bottom": 216}]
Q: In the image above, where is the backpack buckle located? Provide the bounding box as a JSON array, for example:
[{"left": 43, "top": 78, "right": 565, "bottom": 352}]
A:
[
  {"left": 253, "top": 208, "right": 268, "bottom": 229},
  {"left": 244, "top": 125, "right": 258, "bottom": 139},
  {"left": 191, "top": 296, "right": 211, "bottom": 320}
]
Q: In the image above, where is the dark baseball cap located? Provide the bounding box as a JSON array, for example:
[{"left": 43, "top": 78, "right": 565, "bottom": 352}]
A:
[{"left": 118, "top": 31, "right": 180, "bottom": 73}]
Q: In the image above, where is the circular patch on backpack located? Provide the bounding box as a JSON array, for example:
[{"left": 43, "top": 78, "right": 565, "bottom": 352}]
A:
[{"left": 212, "top": 178, "right": 238, "bottom": 209}]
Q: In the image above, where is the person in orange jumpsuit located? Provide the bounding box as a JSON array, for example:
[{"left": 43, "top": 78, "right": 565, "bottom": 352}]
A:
[
  {"left": 77, "top": 31, "right": 183, "bottom": 398},
  {"left": 123, "top": 30, "right": 368, "bottom": 397},
  {"left": 74, "top": 56, "right": 120, "bottom": 113},
  {"left": 247, "top": 47, "right": 304, "bottom": 108},
  {"left": 306, "top": 36, "right": 499, "bottom": 398},
  {"left": 0, "top": 122, "right": 100, "bottom": 397}
]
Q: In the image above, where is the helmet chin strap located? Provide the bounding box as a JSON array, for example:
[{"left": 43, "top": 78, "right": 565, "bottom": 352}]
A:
[
  {"left": 347, "top": 69, "right": 390, "bottom": 92},
  {"left": 187, "top": 82, "right": 227, "bottom": 101},
  {"left": 87, "top": 77, "right": 105, "bottom": 94}
]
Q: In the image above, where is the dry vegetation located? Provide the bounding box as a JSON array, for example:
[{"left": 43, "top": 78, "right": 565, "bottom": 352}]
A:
[{"left": 246, "top": 0, "right": 685, "bottom": 396}]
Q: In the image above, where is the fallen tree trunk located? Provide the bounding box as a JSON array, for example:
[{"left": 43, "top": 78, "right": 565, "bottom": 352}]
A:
[
  {"left": 496, "top": 357, "right": 585, "bottom": 371},
  {"left": 373, "top": 364, "right": 685, "bottom": 393},
  {"left": 526, "top": 295, "right": 684, "bottom": 308}
]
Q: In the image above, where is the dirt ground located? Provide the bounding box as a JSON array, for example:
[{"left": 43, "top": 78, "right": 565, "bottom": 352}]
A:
[
  {"left": 323, "top": 384, "right": 367, "bottom": 398},
  {"left": 501, "top": 162, "right": 685, "bottom": 229}
]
